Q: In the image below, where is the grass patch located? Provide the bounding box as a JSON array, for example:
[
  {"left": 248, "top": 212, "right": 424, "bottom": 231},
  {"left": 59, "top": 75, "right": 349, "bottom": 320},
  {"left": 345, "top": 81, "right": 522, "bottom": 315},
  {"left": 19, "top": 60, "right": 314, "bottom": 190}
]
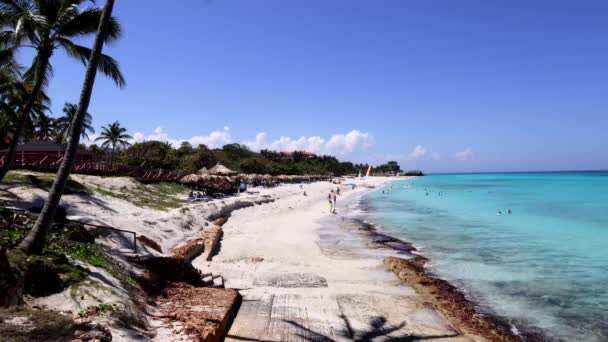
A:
[
  {"left": 78, "top": 303, "right": 118, "bottom": 318},
  {"left": 0, "top": 306, "right": 77, "bottom": 342},
  {"left": 93, "top": 182, "right": 189, "bottom": 211},
  {"left": 4, "top": 170, "right": 91, "bottom": 195},
  {"left": 1, "top": 208, "right": 133, "bottom": 288},
  {"left": 43, "top": 236, "right": 131, "bottom": 284},
  {"left": 7, "top": 250, "right": 89, "bottom": 296}
]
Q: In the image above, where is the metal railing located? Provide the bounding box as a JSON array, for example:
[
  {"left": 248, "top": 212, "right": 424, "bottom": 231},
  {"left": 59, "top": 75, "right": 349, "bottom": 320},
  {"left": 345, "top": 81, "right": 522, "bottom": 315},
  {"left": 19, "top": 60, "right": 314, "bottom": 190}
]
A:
[
  {"left": 66, "top": 219, "right": 137, "bottom": 253},
  {"left": 1, "top": 207, "right": 138, "bottom": 253}
]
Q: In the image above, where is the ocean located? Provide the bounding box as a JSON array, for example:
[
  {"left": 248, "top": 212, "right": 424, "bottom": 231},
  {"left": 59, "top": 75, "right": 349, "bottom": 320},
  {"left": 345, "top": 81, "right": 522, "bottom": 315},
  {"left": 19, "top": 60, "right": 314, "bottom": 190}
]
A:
[{"left": 362, "top": 172, "right": 608, "bottom": 341}]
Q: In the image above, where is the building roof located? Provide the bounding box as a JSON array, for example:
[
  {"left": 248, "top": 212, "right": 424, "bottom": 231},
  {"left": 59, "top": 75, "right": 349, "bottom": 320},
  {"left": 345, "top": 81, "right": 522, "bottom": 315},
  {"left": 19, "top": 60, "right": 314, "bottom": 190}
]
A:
[{"left": 0, "top": 141, "right": 90, "bottom": 154}]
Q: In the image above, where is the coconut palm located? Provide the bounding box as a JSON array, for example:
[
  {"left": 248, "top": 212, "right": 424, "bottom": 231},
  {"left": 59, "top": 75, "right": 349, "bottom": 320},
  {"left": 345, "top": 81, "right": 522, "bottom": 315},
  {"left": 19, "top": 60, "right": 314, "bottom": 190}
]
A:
[
  {"left": 55, "top": 102, "right": 93, "bottom": 142},
  {"left": 19, "top": 0, "right": 118, "bottom": 254},
  {"left": 1, "top": 75, "right": 51, "bottom": 142},
  {"left": 32, "top": 112, "right": 55, "bottom": 140},
  {"left": 95, "top": 120, "right": 131, "bottom": 167},
  {"left": 0, "top": 0, "right": 125, "bottom": 181}
]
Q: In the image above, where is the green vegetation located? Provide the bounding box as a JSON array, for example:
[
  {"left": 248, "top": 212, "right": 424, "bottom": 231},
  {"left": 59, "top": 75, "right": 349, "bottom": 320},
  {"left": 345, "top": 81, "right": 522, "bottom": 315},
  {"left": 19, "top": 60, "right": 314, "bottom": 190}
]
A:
[
  {"left": 93, "top": 182, "right": 188, "bottom": 211},
  {"left": 7, "top": 249, "right": 88, "bottom": 296},
  {"left": 115, "top": 142, "right": 367, "bottom": 176},
  {"left": 95, "top": 121, "right": 132, "bottom": 167},
  {"left": 78, "top": 303, "right": 118, "bottom": 318},
  {"left": 4, "top": 171, "right": 91, "bottom": 195},
  {"left": 0, "top": 208, "right": 132, "bottom": 288}
]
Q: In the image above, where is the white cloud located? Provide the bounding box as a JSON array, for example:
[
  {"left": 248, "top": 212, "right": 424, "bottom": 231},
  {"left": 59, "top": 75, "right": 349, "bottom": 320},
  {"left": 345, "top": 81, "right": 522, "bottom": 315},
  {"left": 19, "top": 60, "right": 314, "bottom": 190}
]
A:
[
  {"left": 188, "top": 128, "right": 232, "bottom": 148},
  {"left": 455, "top": 147, "right": 474, "bottom": 161},
  {"left": 243, "top": 129, "right": 373, "bottom": 156},
  {"left": 121, "top": 127, "right": 372, "bottom": 156},
  {"left": 242, "top": 132, "right": 269, "bottom": 151},
  {"left": 130, "top": 126, "right": 232, "bottom": 149},
  {"left": 325, "top": 130, "right": 372, "bottom": 155},
  {"left": 407, "top": 145, "right": 427, "bottom": 160}
]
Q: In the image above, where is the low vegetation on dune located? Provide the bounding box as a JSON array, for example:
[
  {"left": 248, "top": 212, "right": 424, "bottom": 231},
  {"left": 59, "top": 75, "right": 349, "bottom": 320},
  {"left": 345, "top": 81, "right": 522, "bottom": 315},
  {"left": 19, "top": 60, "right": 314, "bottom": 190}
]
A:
[
  {"left": 3, "top": 170, "right": 189, "bottom": 211},
  {"left": 91, "top": 181, "right": 189, "bottom": 211},
  {"left": 3, "top": 171, "right": 91, "bottom": 195},
  {"left": 0, "top": 208, "right": 132, "bottom": 295}
]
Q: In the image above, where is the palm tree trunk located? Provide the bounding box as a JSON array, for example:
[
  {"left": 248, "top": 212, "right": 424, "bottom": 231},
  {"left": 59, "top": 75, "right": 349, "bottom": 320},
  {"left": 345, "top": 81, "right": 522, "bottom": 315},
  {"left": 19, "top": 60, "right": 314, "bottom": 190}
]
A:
[
  {"left": 110, "top": 144, "right": 115, "bottom": 169},
  {"left": 19, "top": 0, "right": 116, "bottom": 254},
  {"left": 0, "top": 51, "right": 51, "bottom": 182}
]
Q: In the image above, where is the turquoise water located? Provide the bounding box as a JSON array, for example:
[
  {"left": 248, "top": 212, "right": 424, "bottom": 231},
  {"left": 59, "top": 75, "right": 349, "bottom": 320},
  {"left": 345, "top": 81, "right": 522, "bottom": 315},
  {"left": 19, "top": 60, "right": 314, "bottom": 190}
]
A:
[{"left": 364, "top": 172, "right": 608, "bottom": 341}]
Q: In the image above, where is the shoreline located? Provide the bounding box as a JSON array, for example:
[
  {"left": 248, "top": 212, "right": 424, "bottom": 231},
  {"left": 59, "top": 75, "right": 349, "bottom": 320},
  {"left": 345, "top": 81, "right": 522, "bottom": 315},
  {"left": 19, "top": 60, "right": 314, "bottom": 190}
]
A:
[
  {"left": 200, "top": 177, "right": 490, "bottom": 341},
  {"left": 351, "top": 181, "right": 552, "bottom": 342},
  {"left": 349, "top": 217, "right": 547, "bottom": 342}
]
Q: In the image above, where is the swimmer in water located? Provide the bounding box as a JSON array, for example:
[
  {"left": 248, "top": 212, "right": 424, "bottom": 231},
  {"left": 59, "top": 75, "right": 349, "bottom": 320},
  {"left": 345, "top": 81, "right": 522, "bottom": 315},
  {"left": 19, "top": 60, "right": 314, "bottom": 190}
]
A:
[
  {"left": 497, "top": 211, "right": 502, "bottom": 216},
  {"left": 508, "top": 209, "right": 512, "bottom": 215}
]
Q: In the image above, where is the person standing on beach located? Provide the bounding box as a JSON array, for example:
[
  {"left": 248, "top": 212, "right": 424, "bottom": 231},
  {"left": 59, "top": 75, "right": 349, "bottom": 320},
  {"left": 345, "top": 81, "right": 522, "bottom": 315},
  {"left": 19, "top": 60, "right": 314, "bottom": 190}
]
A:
[
  {"left": 332, "top": 191, "right": 337, "bottom": 213},
  {"left": 328, "top": 191, "right": 334, "bottom": 213}
]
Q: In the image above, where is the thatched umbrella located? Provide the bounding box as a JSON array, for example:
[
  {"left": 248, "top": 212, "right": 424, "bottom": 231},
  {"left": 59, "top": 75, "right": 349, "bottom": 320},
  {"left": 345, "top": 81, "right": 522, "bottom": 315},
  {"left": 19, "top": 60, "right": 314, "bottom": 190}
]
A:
[
  {"left": 208, "top": 162, "right": 237, "bottom": 176},
  {"left": 197, "top": 167, "right": 209, "bottom": 175},
  {"left": 180, "top": 173, "right": 200, "bottom": 185}
]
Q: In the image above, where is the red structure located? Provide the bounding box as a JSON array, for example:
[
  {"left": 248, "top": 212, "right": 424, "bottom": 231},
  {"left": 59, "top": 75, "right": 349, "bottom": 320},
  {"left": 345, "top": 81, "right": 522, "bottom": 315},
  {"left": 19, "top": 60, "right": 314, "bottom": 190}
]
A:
[
  {"left": 0, "top": 141, "right": 180, "bottom": 182},
  {"left": 0, "top": 141, "right": 94, "bottom": 168}
]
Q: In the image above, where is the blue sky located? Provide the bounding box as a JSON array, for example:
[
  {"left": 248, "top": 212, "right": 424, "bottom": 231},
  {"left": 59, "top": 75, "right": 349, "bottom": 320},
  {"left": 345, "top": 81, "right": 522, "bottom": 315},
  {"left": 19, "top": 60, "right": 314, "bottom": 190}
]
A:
[{"left": 24, "top": 0, "right": 608, "bottom": 173}]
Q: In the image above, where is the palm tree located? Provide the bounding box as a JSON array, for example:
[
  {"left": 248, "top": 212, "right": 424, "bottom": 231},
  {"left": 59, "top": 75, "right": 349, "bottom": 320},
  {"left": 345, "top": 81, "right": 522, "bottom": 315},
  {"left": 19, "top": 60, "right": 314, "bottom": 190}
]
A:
[
  {"left": 95, "top": 120, "right": 131, "bottom": 167},
  {"left": 19, "top": 0, "right": 118, "bottom": 254},
  {"left": 55, "top": 102, "right": 94, "bottom": 143},
  {"left": 0, "top": 0, "right": 125, "bottom": 181},
  {"left": 32, "top": 111, "right": 55, "bottom": 140},
  {"left": 1, "top": 75, "right": 51, "bottom": 143}
]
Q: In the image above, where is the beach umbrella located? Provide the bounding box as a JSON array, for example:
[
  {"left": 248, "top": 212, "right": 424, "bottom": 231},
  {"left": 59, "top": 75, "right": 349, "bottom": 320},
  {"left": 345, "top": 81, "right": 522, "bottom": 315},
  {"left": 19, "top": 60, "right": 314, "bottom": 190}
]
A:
[
  {"left": 208, "top": 162, "right": 237, "bottom": 176},
  {"left": 197, "top": 167, "right": 209, "bottom": 175},
  {"left": 180, "top": 174, "right": 200, "bottom": 184}
]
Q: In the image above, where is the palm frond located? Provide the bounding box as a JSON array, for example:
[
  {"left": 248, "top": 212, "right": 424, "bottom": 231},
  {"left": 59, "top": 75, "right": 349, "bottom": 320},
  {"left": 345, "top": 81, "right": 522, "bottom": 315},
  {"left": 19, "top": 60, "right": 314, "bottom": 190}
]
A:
[
  {"left": 58, "top": 38, "right": 125, "bottom": 88},
  {"left": 34, "top": 0, "right": 63, "bottom": 26},
  {"left": 56, "top": 7, "right": 121, "bottom": 43},
  {"left": 23, "top": 51, "right": 53, "bottom": 89}
]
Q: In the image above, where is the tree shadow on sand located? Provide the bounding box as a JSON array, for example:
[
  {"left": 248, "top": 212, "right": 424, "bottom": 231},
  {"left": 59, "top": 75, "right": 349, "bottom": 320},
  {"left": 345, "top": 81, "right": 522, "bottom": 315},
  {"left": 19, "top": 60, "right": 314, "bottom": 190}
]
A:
[{"left": 228, "top": 314, "right": 460, "bottom": 342}]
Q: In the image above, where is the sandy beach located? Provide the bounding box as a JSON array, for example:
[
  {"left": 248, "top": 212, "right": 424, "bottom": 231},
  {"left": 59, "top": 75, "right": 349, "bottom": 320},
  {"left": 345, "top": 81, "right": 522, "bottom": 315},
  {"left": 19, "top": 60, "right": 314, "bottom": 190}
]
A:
[
  {"left": 0, "top": 172, "right": 519, "bottom": 341},
  {"left": 193, "top": 178, "right": 487, "bottom": 341}
]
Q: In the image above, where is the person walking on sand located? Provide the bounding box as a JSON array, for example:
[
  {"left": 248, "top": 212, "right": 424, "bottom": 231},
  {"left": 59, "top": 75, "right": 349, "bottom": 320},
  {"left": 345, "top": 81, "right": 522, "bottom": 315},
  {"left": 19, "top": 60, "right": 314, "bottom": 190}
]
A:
[
  {"left": 332, "top": 191, "right": 337, "bottom": 213},
  {"left": 328, "top": 191, "right": 334, "bottom": 213}
]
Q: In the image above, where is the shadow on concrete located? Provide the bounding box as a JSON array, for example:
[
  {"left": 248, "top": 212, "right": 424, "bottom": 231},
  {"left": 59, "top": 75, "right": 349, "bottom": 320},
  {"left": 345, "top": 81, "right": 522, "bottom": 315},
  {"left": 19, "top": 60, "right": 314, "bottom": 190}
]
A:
[{"left": 228, "top": 314, "right": 461, "bottom": 341}]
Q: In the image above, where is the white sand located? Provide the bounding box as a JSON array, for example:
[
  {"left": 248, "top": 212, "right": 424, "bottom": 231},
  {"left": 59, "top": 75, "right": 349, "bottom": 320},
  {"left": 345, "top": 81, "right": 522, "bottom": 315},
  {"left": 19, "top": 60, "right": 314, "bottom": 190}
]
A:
[
  {"left": 0, "top": 172, "right": 485, "bottom": 341},
  {"left": 194, "top": 177, "right": 485, "bottom": 341}
]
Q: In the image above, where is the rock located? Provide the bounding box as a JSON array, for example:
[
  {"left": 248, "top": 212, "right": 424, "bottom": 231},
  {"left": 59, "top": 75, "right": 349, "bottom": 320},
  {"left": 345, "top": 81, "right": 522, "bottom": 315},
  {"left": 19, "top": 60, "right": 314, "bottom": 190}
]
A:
[
  {"left": 202, "top": 225, "right": 222, "bottom": 261},
  {"left": 398, "top": 170, "right": 424, "bottom": 176},
  {"left": 211, "top": 217, "right": 227, "bottom": 227},
  {"left": 75, "top": 323, "right": 112, "bottom": 342},
  {"left": 134, "top": 256, "right": 205, "bottom": 293},
  {"left": 0, "top": 248, "right": 24, "bottom": 307},
  {"left": 137, "top": 235, "right": 162, "bottom": 253}
]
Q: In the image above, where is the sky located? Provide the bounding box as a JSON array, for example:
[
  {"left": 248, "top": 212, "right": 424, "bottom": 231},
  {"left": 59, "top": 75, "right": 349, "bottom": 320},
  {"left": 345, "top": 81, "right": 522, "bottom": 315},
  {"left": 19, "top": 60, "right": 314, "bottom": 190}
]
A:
[{"left": 21, "top": 0, "right": 608, "bottom": 173}]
